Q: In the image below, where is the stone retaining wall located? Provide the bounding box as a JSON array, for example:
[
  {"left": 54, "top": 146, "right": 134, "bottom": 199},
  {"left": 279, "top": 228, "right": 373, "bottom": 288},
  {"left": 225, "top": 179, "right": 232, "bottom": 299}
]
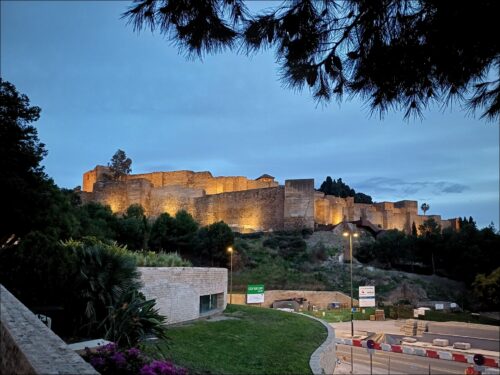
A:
[
  {"left": 231, "top": 290, "right": 358, "bottom": 309},
  {"left": 0, "top": 285, "right": 98, "bottom": 375}
]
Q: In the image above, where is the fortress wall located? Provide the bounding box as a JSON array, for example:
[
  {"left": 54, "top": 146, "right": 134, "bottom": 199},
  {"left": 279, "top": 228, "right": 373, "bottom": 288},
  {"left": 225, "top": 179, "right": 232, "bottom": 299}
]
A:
[
  {"left": 360, "top": 205, "right": 384, "bottom": 228},
  {"left": 390, "top": 210, "right": 411, "bottom": 232},
  {"left": 92, "top": 181, "right": 128, "bottom": 212},
  {"left": 84, "top": 166, "right": 278, "bottom": 196},
  {"left": 314, "top": 193, "right": 331, "bottom": 225},
  {"left": 82, "top": 166, "right": 111, "bottom": 192},
  {"left": 193, "top": 187, "right": 285, "bottom": 232},
  {"left": 247, "top": 179, "right": 279, "bottom": 190},
  {"left": 185, "top": 171, "right": 215, "bottom": 192},
  {"left": 128, "top": 172, "right": 164, "bottom": 187},
  {"left": 413, "top": 214, "right": 443, "bottom": 233},
  {"left": 82, "top": 166, "right": 457, "bottom": 234},
  {"left": 313, "top": 194, "right": 454, "bottom": 233},
  {"left": 284, "top": 179, "right": 315, "bottom": 231},
  {"left": 82, "top": 169, "right": 97, "bottom": 192},
  {"left": 394, "top": 200, "right": 418, "bottom": 213},
  {"left": 326, "top": 196, "right": 346, "bottom": 224},
  {"left": 126, "top": 170, "right": 277, "bottom": 195},
  {"left": 149, "top": 186, "right": 204, "bottom": 217},
  {"left": 92, "top": 179, "right": 152, "bottom": 213}
]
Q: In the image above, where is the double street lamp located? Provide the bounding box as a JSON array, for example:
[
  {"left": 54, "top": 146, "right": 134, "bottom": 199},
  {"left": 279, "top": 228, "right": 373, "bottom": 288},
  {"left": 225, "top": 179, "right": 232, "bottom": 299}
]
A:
[
  {"left": 343, "top": 227, "right": 358, "bottom": 374},
  {"left": 227, "top": 246, "right": 233, "bottom": 304}
]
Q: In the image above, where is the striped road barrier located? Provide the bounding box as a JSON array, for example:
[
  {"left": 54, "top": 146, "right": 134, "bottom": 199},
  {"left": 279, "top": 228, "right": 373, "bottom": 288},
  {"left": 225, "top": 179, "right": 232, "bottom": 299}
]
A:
[{"left": 334, "top": 338, "right": 499, "bottom": 368}]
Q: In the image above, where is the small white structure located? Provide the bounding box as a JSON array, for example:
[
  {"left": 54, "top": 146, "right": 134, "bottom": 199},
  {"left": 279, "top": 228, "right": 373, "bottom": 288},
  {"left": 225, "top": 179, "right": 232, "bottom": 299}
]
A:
[{"left": 139, "top": 267, "right": 227, "bottom": 325}]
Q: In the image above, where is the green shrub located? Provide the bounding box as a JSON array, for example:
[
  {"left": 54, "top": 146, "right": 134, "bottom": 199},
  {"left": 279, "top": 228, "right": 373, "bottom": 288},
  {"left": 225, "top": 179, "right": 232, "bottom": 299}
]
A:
[
  {"left": 100, "top": 290, "right": 168, "bottom": 348},
  {"left": 262, "top": 237, "right": 280, "bottom": 249},
  {"left": 62, "top": 238, "right": 142, "bottom": 336},
  {"left": 133, "top": 251, "right": 191, "bottom": 267}
]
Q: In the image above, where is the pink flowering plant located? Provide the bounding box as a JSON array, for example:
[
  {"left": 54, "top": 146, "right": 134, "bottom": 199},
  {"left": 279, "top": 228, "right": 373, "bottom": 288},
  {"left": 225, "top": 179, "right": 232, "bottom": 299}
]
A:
[
  {"left": 140, "top": 360, "right": 187, "bottom": 375},
  {"left": 83, "top": 343, "right": 186, "bottom": 375}
]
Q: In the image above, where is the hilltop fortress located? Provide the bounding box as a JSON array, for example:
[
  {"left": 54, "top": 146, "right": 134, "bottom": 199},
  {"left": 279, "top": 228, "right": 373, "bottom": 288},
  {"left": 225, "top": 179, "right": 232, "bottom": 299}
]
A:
[{"left": 81, "top": 166, "right": 459, "bottom": 234}]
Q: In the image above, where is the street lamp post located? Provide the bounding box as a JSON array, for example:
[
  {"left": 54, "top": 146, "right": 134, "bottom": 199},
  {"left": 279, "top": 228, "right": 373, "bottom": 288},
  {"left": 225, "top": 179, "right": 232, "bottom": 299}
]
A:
[
  {"left": 227, "top": 246, "right": 233, "bottom": 304},
  {"left": 343, "top": 228, "right": 358, "bottom": 374}
]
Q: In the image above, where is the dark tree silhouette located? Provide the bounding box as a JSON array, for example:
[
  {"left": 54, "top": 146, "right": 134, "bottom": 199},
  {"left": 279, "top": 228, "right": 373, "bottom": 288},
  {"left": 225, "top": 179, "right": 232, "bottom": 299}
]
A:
[
  {"left": 421, "top": 202, "right": 430, "bottom": 215},
  {"left": 124, "top": 0, "right": 500, "bottom": 121},
  {"left": 319, "top": 176, "right": 372, "bottom": 203},
  {"left": 108, "top": 149, "right": 132, "bottom": 180},
  {"left": 0, "top": 79, "right": 47, "bottom": 240}
]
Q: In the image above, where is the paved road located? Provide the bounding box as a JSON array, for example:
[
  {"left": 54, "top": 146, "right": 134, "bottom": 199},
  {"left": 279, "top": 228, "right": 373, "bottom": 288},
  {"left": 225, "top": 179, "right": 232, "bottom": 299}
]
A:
[{"left": 335, "top": 344, "right": 472, "bottom": 374}]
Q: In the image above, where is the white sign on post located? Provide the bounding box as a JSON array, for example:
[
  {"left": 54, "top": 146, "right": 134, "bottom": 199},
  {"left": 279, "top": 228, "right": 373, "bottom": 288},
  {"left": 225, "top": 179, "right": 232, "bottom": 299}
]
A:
[
  {"left": 359, "top": 298, "right": 376, "bottom": 307},
  {"left": 359, "top": 286, "right": 375, "bottom": 297},
  {"left": 435, "top": 303, "right": 444, "bottom": 310},
  {"left": 359, "top": 286, "right": 376, "bottom": 307}
]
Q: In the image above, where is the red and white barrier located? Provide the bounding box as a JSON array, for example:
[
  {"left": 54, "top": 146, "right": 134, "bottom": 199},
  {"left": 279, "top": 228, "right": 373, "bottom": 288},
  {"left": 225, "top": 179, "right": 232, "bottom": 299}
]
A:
[{"left": 334, "top": 338, "right": 499, "bottom": 368}]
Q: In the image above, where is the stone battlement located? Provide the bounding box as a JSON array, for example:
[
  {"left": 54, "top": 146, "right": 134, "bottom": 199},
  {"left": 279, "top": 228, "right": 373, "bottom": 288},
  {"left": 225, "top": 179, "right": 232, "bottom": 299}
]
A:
[
  {"left": 83, "top": 166, "right": 278, "bottom": 195},
  {"left": 82, "top": 166, "right": 458, "bottom": 233}
]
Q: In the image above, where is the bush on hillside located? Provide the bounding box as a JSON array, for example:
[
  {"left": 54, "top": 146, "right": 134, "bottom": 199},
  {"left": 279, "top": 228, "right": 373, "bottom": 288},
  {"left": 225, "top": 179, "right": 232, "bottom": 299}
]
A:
[
  {"left": 62, "top": 238, "right": 142, "bottom": 337},
  {"left": 134, "top": 251, "right": 191, "bottom": 267},
  {"left": 101, "top": 290, "right": 168, "bottom": 348}
]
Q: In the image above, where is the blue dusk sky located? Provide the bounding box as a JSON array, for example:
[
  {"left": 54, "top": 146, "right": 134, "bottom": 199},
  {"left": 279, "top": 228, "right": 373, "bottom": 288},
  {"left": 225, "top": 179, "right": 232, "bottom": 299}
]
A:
[{"left": 1, "top": 1, "right": 499, "bottom": 228}]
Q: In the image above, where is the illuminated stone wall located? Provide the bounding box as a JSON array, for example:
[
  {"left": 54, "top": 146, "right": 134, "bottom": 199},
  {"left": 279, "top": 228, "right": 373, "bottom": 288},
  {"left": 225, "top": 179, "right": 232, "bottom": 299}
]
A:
[
  {"left": 82, "top": 166, "right": 287, "bottom": 231},
  {"left": 283, "top": 179, "right": 315, "bottom": 230},
  {"left": 82, "top": 166, "right": 457, "bottom": 233},
  {"left": 313, "top": 193, "right": 457, "bottom": 233},
  {"left": 124, "top": 169, "right": 278, "bottom": 193},
  {"left": 82, "top": 165, "right": 111, "bottom": 192},
  {"left": 194, "top": 186, "right": 285, "bottom": 232}
]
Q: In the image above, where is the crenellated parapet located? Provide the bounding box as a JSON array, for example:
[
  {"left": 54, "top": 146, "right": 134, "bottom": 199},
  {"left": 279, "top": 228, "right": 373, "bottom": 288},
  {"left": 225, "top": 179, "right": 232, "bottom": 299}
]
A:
[
  {"left": 313, "top": 193, "right": 457, "bottom": 234},
  {"left": 81, "top": 166, "right": 457, "bottom": 234}
]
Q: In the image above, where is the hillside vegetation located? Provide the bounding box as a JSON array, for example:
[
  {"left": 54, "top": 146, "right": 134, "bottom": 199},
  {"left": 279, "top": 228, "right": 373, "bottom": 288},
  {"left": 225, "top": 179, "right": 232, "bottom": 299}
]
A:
[{"left": 230, "top": 230, "right": 468, "bottom": 307}]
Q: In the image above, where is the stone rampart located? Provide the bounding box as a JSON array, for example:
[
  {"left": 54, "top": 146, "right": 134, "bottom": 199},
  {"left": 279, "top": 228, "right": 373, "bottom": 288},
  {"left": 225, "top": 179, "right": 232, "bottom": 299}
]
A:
[
  {"left": 194, "top": 186, "right": 285, "bottom": 232},
  {"left": 284, "top": 179, "right": 315, "bottom": 230},
  {"left": 0, "top": 285, "right": 98, "bottom": 375},
  {"left": 314, "top": 192, "right": 456, "bottom": 234},
  {"left": 84, "top": 167, "right": 278, "bottom": 195},
  {"left": 82, "top": 166, "right": 458, "bottom": 233},
  {"left": 139, "top": 267, "right": 227, "bottom": 325}
]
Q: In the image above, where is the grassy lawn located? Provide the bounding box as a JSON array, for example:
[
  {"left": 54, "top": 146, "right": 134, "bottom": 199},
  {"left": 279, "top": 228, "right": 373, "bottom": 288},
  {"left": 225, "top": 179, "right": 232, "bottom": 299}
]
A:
[
  {"left": 304, "top": 307, "right": 500, "bottom": 326},
  {"left": 303, "top": 308, "right": 376, "bottom": 323},
  {"left": 146, "top": 304, "right": 327, "bottom": 375}
]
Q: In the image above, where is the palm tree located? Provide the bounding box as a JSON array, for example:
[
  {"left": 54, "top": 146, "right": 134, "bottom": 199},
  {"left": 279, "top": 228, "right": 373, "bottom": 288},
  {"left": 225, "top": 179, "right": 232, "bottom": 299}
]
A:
[
  {"left": 421, "top": 203, "right": 430, "bottom": 216},
  {"left": 63, "top": 238, "right": 141, "bottom": 336}
]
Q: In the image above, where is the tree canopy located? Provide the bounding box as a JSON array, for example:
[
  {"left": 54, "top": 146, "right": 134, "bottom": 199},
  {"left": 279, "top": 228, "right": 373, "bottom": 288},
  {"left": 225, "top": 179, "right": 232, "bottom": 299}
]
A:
[
  {"left": 124, "top": 0, "right": 500, "bottom": 121},
  {"left": 0, "top": 79, "right": 49, "bottom": 240},
  {"left": 108, "top": 149, "right": 132, "bottom": 179},
  {"left": 319, "top": 176, "right": 372, "bottom": 203}
]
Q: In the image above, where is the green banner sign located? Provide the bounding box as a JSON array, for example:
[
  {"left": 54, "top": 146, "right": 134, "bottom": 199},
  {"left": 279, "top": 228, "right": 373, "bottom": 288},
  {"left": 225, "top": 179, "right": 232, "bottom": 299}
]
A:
[{"left": 247, "top": 284, "right": 265, "bottom": 294}]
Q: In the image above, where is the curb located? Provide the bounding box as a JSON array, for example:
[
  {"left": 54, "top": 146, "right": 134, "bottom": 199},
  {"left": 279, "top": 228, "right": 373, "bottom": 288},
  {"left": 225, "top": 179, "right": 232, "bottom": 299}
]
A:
[
  {"left": 297, "top": 313, "right": 336, "bottom": 375},
  {"left": 335, "top": 337, "right": 499, "bottom": 368}
]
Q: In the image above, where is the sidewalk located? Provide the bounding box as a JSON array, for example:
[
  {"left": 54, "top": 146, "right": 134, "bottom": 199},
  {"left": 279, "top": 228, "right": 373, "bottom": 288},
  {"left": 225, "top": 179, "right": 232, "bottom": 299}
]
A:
[{"left": 334, "top": 360, "right": 387, "bottom": 374}]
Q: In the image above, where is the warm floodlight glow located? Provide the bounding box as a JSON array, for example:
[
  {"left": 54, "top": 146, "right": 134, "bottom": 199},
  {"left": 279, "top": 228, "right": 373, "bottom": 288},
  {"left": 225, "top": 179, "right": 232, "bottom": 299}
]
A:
[
  {"left": 353, "top": 233, "right": 359, "bottom": 238},
  {"left": 343, "top": 232, "right": 349, "bottom": 237},
  {"left": 227, "top": 246, "right": 233, "bottom": 253}
]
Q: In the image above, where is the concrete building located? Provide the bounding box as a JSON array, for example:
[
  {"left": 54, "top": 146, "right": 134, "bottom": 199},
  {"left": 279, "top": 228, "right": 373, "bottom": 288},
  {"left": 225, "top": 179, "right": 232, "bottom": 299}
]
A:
[{"left": 139, "top": 267, "right": 227, "bottom": 325}]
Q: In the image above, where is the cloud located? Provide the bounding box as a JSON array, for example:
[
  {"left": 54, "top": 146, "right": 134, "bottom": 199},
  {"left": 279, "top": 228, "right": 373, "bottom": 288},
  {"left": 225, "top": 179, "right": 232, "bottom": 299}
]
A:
[{"left": 357, "top": 177, "right": 469, "bottom": 199}]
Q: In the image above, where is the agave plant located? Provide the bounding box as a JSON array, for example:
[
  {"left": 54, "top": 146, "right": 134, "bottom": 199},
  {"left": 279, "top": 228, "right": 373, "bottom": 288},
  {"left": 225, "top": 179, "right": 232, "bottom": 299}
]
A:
[
  {"left": 62, "top": 237, "right": 142, "bottom": 337},
  {"left": 100, "top": 290, "right": 168, "bottom": 348}
]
